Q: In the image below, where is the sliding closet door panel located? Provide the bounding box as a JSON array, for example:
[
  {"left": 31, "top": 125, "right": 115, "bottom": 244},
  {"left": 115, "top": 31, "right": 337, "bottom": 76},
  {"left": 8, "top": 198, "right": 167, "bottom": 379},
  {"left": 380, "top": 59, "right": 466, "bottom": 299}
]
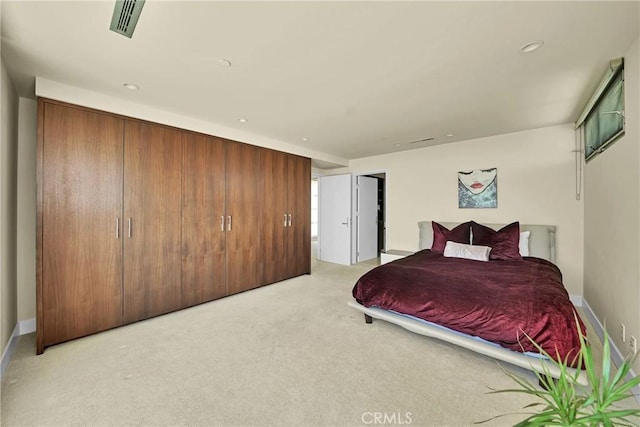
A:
[
  {"left": 182, "top": 134, "right": 226, "bottom": 307},
  {"left": 124, "top": 121, "right": 183, "bottom": 322},
  {"left": 225, "top": 142, "right": 263, "bottom": 294},
  {"left": 287, "top": 155, "right": 311, "bottom": 277},
  {"left": 261, "top": 149, "right": 288, "bottom": 285},
  {"left": 41, "top": 102, "right": 124, "bottom": 347}
]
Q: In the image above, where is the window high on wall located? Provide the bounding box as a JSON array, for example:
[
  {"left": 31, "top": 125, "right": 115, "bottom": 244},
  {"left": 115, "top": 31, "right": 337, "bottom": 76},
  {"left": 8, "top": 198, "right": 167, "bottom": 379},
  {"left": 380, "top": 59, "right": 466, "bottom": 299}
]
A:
[{"left": 576, "top": 58, "right": 625, "bottom": 162}]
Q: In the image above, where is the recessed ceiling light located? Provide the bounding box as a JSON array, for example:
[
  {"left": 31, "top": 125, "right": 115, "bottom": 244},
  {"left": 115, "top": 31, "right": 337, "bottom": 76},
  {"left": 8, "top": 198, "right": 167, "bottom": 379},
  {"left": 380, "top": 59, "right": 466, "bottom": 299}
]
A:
[
  {"left": 394, "top": 143, "right": 401, "bottom": 147},
  {"left": 302, "top": 138, "right": 309, "bottom": 142},
  {"left": 520, "top": 40, "right": 544, "bottom": 53},
  {"left": 218, "top": 58, "right": 232, "bottom": 68},
  {"left": 123, "top": 83, "right": 139, "bottom": 90},
  {"left": 446, "top": 133, "right": 454, "bottom": 137},
  {"left": 238, "top": 118, "right": 248, "bottom": 123}
]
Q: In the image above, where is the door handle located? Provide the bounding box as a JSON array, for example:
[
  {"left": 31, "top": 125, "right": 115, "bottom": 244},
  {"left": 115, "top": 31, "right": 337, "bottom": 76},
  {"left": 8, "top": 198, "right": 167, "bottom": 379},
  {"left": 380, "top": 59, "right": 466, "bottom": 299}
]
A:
[
  {"left": 115, "top": 218, "right": 120, "bottom": 239},
  {"left": 221, "top": 216, "right": 225, "bottom": 231},
  {"left": 284, "top": 213, "right": 288, "bottom": 227},
  {"left": 227, "top": 216, "right": 232, "bottom": 231},
  {"left": 341, "top": 218, "right": 349, "bottom": 226},
  {"left": 128, "top": 218, "right": 132, "bottom": 238},
  {"left": 288, "top": 214, "right": 292, "bottom": 227}
]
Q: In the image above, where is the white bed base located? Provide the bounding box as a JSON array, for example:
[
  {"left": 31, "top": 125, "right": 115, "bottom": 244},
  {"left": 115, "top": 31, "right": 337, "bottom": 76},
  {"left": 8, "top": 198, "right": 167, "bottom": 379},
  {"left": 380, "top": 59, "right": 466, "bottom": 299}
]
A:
[{"left": 347, "top": 300, "right": 588, "bottom": 385}]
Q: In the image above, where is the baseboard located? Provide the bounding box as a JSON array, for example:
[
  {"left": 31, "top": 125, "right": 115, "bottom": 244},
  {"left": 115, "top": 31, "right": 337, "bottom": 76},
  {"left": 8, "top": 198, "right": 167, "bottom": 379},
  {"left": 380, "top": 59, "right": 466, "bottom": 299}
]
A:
[
  {"left": 569, "top": 294, "right": 583, "bottom": 307},
  {"left": 581, "top": 298, "right": 627, "bottom": 366},
  {"left": 0, "top": 318, "right": 36, "bottom": 378},
  {"left": 581, "top": 297, "right": 640, "bottom": 406},
  {"left": 19, "top": 318, "right": 36, "bottom": 335},
  {"left": 0, "top": 323, "right": 21, "bottom": 378}
]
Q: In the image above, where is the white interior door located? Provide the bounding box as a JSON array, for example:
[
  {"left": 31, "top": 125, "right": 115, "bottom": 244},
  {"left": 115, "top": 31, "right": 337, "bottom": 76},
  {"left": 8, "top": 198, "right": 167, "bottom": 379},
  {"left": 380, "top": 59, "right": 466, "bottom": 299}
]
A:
[
  {"left": 318, "top": 174, "right": 352, "bottom": 265},
  {"left": 356, "top": 176, "right": 378, "bottom": 262}
]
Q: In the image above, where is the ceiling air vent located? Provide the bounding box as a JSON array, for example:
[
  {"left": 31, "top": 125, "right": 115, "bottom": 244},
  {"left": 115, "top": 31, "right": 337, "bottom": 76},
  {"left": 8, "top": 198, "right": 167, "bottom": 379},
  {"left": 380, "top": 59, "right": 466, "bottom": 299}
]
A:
[
  {"left": 408, "top": 137, "right": 435, "bottom": 144},
  {"left": 110, "top": 0, "right": 145, "bottom": 39}
]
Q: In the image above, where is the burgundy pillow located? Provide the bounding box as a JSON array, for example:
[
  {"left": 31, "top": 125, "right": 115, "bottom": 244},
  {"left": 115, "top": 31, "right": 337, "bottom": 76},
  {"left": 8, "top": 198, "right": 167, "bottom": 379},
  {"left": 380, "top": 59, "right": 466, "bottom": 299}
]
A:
[
  {"left": 431, "top": 221, "right": 472, "bottom": 253},
  {"left": 471, "top": 221, "right": 522, "bottom": 261}
]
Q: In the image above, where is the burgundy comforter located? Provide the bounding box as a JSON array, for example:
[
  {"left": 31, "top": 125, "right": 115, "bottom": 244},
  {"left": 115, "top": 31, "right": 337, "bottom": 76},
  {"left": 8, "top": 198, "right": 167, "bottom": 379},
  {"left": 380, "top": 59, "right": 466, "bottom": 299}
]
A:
[{"left": 353, "top": 250, "right": 585, "bottom": 366}]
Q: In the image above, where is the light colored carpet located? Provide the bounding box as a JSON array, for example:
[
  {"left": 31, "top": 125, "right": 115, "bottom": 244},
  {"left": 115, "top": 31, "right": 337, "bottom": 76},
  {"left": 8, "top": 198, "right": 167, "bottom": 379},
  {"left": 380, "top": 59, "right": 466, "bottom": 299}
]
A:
[{"left": 0, "top": 253, "right": 628, "bottom": 427}]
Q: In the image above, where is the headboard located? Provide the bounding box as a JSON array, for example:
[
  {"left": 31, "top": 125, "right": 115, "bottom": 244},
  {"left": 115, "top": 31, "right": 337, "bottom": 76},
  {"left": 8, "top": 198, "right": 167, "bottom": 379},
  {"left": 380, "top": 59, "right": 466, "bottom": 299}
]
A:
[{"left": 417, "top": 221, "right": 557, "bottom": 263}]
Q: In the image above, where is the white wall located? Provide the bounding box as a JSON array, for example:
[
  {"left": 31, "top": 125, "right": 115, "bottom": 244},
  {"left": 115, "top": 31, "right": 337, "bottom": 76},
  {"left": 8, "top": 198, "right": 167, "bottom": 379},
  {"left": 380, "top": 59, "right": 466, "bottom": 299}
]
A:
[
  {"left": 584, "top": 35, "right": 640, "bottom": 372},
  {"left": 1, "top": 56, "right": 20, "bottom": 359},
  {"left": 335, "top": 124, "right": 584, "bottom": 295},
  {"left": 17, "top": 98, "right": 37, "bottom": 322}
]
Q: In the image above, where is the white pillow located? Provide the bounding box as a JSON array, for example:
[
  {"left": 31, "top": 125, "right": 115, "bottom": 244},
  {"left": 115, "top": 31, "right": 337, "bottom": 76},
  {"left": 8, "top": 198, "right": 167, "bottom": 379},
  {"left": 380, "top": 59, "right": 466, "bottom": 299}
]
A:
[
  {"left": 519, "top": 231, "right": 531, "bottom": 256},
  {"left": 443, "top": 241, "right": 491, "bottom": 262}
]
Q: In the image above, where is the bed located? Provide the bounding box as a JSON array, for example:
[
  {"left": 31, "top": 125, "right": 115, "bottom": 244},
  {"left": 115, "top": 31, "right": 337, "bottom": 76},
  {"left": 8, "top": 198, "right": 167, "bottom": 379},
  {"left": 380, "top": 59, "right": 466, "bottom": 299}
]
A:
[{"left": 348, "top": 221, "right": 587, "bottom": 384}]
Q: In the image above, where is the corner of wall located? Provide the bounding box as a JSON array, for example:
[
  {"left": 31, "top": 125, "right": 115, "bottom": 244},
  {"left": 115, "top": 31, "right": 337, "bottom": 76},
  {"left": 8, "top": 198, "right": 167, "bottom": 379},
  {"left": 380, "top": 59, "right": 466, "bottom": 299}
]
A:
[
  {"left": 1, "top": 52, "right": 20, "bottom": 366},
  {"left": 17, "top": 97, "right": 38, "bottom": 322}
]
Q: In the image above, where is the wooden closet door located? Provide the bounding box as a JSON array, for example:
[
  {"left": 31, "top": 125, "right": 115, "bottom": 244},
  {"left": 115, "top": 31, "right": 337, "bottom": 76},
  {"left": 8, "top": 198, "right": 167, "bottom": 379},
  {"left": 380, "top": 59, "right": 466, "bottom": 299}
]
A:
[
  {"left": 260, "top": 149, "right": 288, "bottom": 285},
  {"left": 182, "top": 134, "right": 227, "bottom": 307},
  {"left": 225, "top": 142, "right": 263, "bottom": 294},
  {"left": 123, "top": 121, "right": 183, "bottom": 323},
  {"left": 286, "top": 155, "right": 311, "bottom": 277},
  {"left": 40, "top": 102, "right": 124, "bottom": 350}
]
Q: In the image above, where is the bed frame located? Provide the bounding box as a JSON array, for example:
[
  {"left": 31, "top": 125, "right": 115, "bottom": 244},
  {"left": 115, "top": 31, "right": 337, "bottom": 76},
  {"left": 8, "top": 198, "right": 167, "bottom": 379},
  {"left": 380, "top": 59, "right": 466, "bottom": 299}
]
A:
[{"left": 348, "top": 221, "right": 588, "bottom": 385}]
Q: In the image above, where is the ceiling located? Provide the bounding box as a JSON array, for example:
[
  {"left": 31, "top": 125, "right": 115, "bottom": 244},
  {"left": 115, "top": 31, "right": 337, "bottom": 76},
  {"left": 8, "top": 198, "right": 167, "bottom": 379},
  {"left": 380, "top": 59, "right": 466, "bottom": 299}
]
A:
[{"left": 1, "top": 1, "right": 639, "bottom": 168}]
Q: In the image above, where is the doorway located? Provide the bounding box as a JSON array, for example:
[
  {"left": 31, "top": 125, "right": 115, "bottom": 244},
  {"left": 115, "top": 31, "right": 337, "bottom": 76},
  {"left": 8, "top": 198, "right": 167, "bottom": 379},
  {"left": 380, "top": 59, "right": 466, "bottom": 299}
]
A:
[
  {"left": 317, "top": 172, "right": 386, "bottom": 265},
  {"left": 318, "top": 174, "right": 353, "bottom": 265},
  {"left": 363, "top": 172, "right": 386, "bottom": 257}
]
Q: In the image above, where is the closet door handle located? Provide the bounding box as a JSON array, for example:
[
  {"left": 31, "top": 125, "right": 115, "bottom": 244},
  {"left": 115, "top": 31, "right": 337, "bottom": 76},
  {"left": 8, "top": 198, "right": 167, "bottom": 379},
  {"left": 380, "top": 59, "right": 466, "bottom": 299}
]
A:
[
  {"left": 128, "top": 218, "right": 132, "bottom": 238},
  {"left": 227, "top": 216, "right": 232, "bottom": 231},
  {"left": 221, "top": 216, "right": 225, "bottom": 231},
  {"left": 284, "top": 214, "right": 288, "bottom": 227},
  {"left": 115, "top": 218, "right": 120, "bottom": 239},
  {"left": 288, "top": 214, "right": 292, "bottom": 227}
]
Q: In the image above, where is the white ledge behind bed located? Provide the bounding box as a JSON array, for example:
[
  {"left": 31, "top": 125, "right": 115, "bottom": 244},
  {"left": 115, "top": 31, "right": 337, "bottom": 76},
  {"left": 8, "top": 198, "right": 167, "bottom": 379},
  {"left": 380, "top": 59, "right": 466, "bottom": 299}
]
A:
[{"left": 418, "top": 221, "right": 557, "bottom": 264}]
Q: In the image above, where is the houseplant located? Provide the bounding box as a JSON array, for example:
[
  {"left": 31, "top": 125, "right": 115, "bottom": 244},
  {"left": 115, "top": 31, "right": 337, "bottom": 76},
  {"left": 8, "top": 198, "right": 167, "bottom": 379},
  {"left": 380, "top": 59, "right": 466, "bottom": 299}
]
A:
[{"left": 478, "top": 317, "right": 640, "bottom": 426}]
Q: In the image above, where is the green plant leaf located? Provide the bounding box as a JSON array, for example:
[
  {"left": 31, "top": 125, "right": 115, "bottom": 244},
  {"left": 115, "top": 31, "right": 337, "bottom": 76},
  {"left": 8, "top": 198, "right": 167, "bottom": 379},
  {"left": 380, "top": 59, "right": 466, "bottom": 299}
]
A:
[{"left": 479, "top": 313, "right": 640, "bottom": 426}]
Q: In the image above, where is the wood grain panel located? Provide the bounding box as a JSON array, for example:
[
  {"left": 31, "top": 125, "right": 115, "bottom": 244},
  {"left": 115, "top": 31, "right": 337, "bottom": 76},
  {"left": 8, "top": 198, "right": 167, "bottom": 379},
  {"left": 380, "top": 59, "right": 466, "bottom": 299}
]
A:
[
  {"left": 37, "top": 99, "right": 45, "bottom": 354},
  {"left": 225, "top": 142, "right": 263, "bottom": 294},
  {"left": 123, "top": 121, "right": 183, "bottom": 323},
  {"left": 260, "top": 149, "right": 288, "bottom": 285},
  {"left": 286, "top": 155, "right": 311, "bottom": 277},
  {"left": 37, "top": 98, "right": 310, "bottom": 353},
  {"left": 41, "top": 102, "right": 124, "bottom": 348},
  {"left": 182, "top": 134, "right": 226, "bottom": 307}
]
